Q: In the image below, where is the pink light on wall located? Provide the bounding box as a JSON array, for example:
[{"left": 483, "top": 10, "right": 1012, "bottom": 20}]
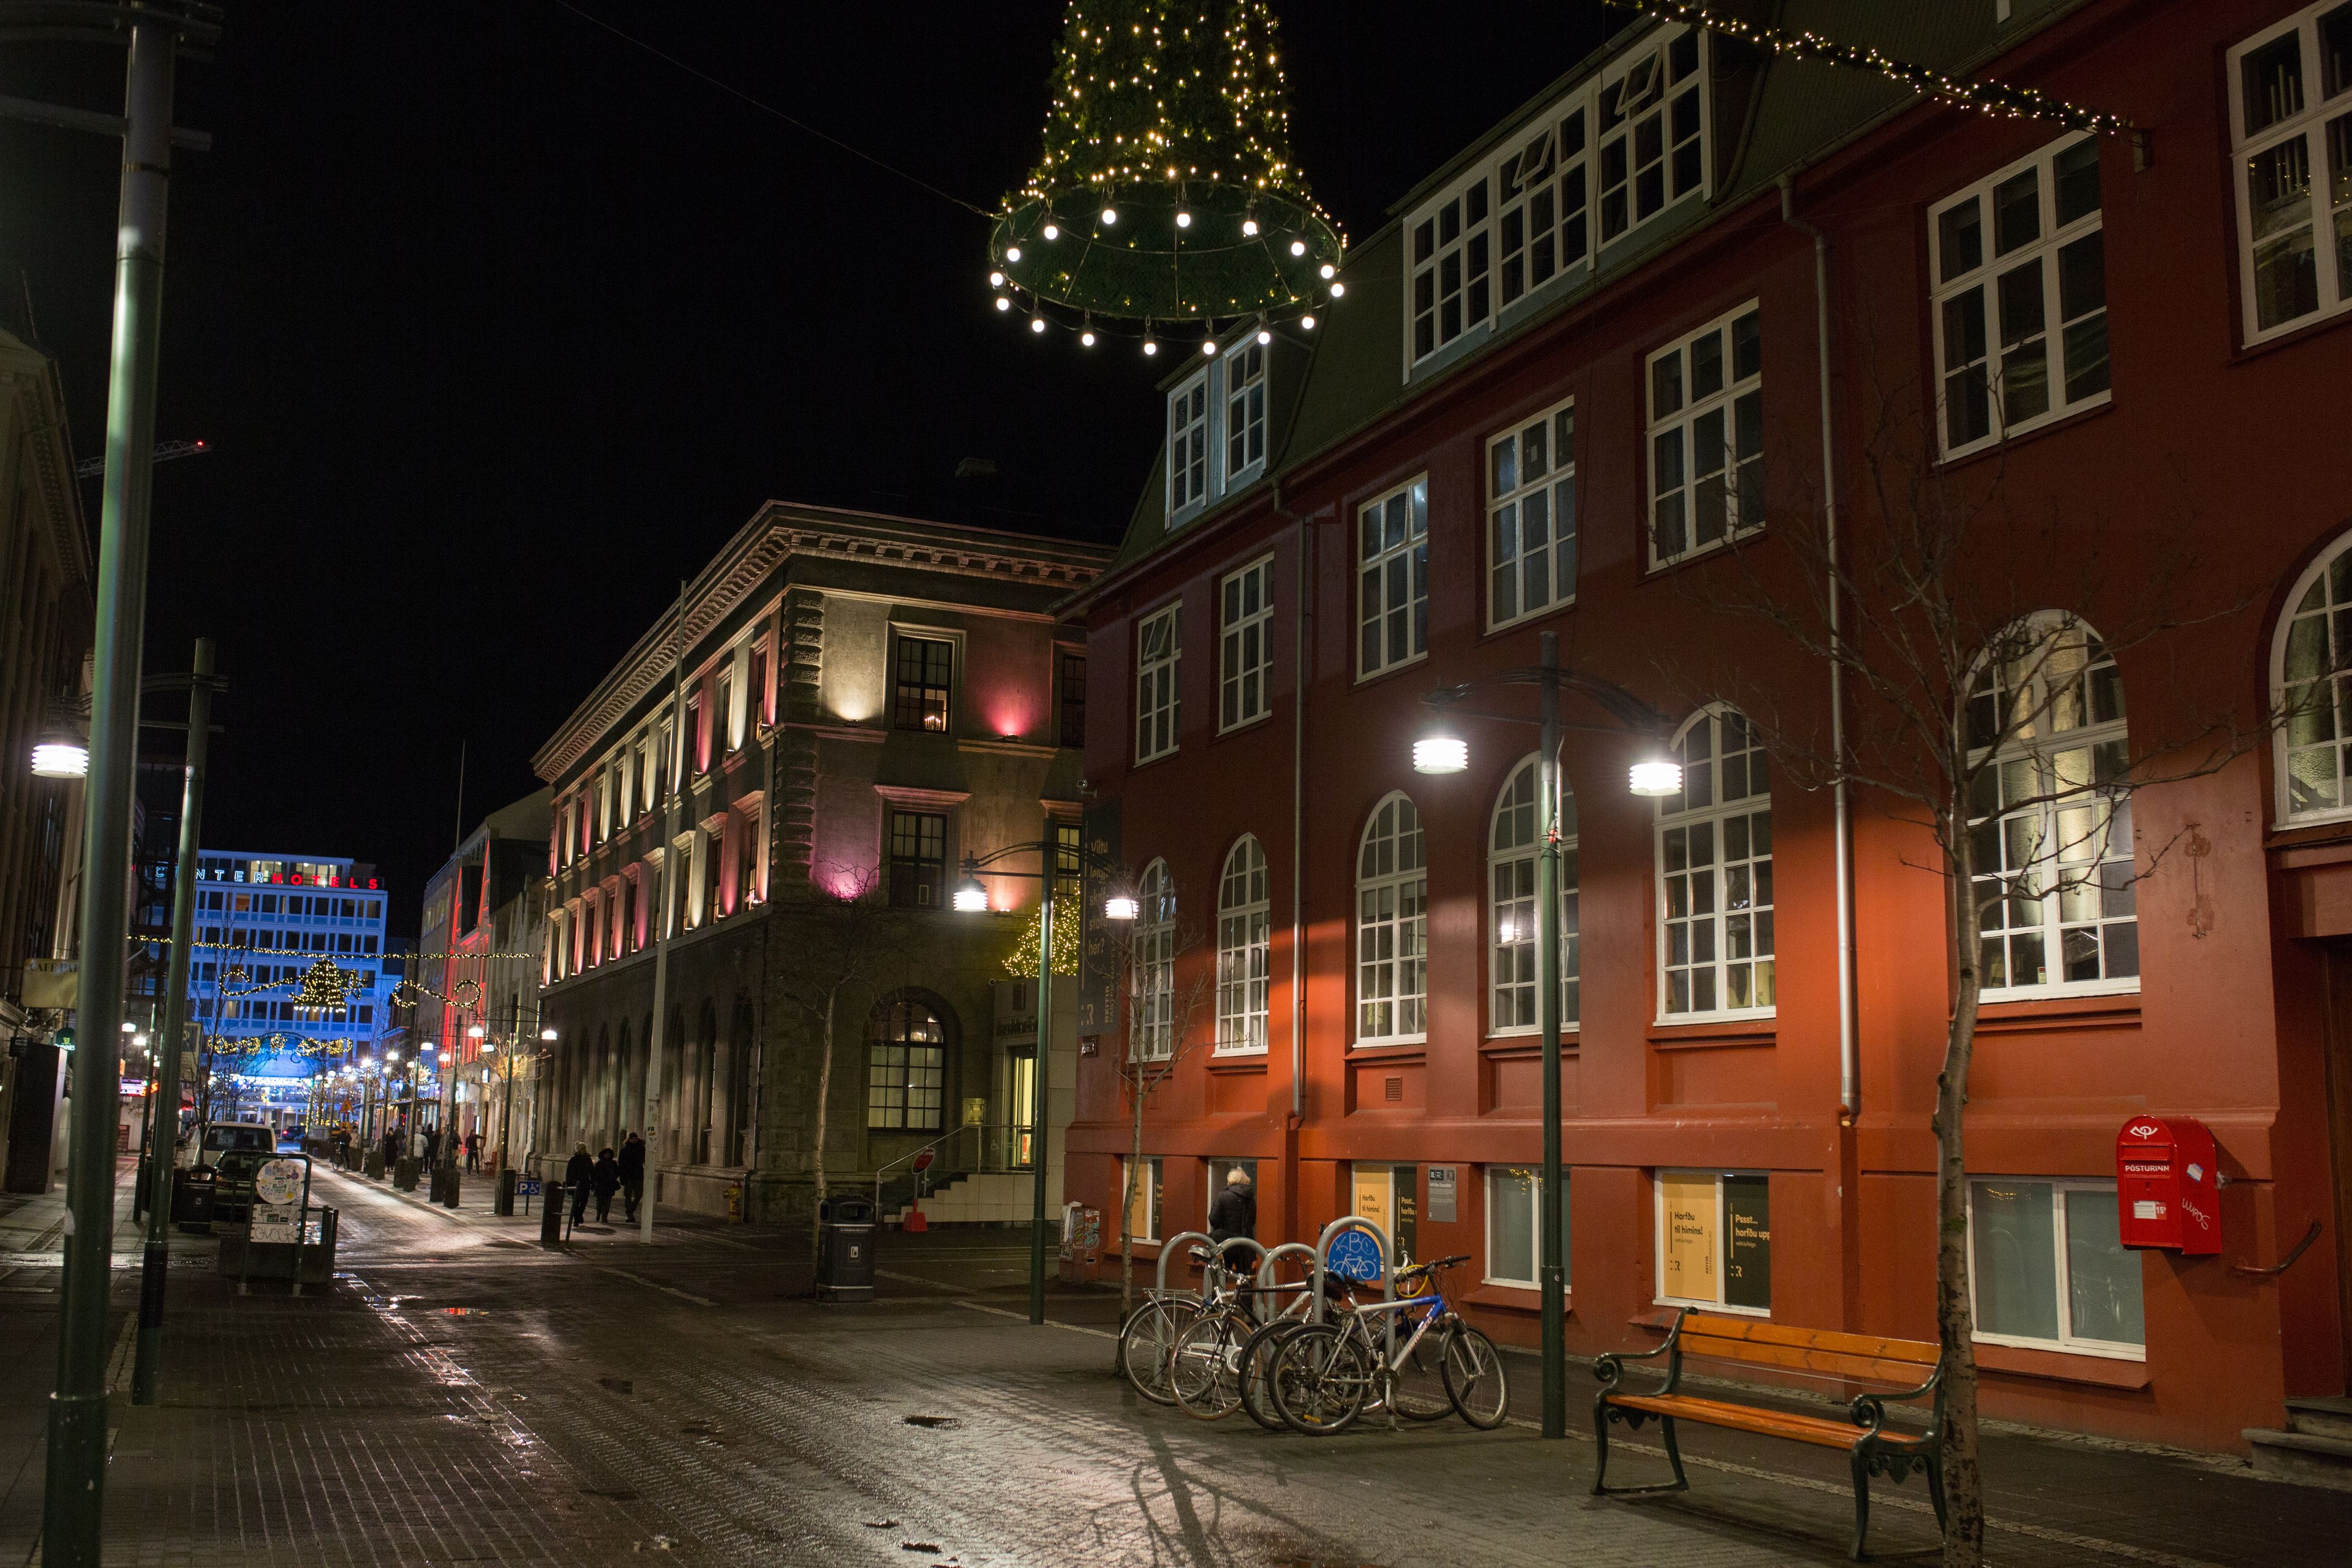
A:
[{"left": 987, "top": 704, "right": 1031, "bottom": 741}]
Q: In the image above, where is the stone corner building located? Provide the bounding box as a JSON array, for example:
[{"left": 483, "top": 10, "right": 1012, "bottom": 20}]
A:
[{"left": 530, "top": 503, "right": 1107, "bottom": 1223}]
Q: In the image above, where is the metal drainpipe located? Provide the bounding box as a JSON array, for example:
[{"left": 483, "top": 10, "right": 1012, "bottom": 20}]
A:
[{"left": 1781, "top": 176, "right": 1858, "bottom": 1125}]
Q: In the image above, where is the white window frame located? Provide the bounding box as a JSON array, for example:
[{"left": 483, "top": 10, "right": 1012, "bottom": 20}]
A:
[
  {"left": 1354, "top": 791, "right": 1427, "bottom": 1047},
  {"left": 1125, "top": 1155, "right": 1164, "bottom": 1244},
  {"left": 2274, "top": 530, "right": 2352, "bottom": 827},
  {"left": 1219, "top": 554, "right": 1276, "bottom": 733},
  {"left": 1134, "top": 603, "right": 1182, "bottom": 765},
  {"left": 1930, "top": 135, "right": 2110, "bottom": 459},
  {"left": 1130, "top": 859, "right": 1176, "bottom": 1061},
  {"left": 1487, "top": 396, "right": 1578, "bottom": 630},
  {"left": 1224, "top": 339, "right": 1267, "bottom": 484},
  {"left": 1646, "top": 301, "right": 1762, "bottom": 569},
  {"left": 1405, "top": 170, "right": 1493, "bottom": 368},
  {"left": 1653, "top": 1169, "right": 1771, "bottom": 1316},
  {"left": 2226, "top": 4, "right": 2352, "bottom": 345},
  {"left": 1596, "top": 22, "right": 1709, "bottom": 252},
  {"left": 1967, "top": 614, "right": 2139, "bottom": 1000},
  {"left": 1497, "top": 101, "right": 1593, "bottom": 312},
  {"left": 1490, "top": 755, "right": 1578, "bottom": 1036},
  {"left": 1355, "top": 476, "right": 1430, "bottom": 680},
  {"left": 1482, "top": 1164, "right": 1568, "bottom": 1291},
  {"left": 1167, "top": 374, "right": 1210, "bottom": 519},
  {"left": 1215, "top": 835, "right": 1271, "bottom": 1055},
  {"left": 1655, "top": 706, "right": 1774, "bottom": 1023},
  {"left": 1966, "top": 1176, "right": 2146, "bottom": 1360}
]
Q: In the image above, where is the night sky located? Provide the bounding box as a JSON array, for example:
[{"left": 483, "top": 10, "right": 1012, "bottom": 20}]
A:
[{"left": 0, "top": 2, "right": 1607, "bottom": 934}]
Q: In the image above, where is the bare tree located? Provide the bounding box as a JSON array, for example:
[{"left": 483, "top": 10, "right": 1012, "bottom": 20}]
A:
[
  {"left": 771, "top": 863, "right": 899, "bottom": 1261},
  {"left": 1671, "top": 371, "right": 2266, "bottom": 1567}
]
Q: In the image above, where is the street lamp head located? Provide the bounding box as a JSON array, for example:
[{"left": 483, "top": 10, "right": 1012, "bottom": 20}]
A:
[
  {"left": 30, "top": 727, "right": 88, "bottom": 778},
  {"left": 466, "top": 1024, "right": 484, "bottom": 1038},
  {"left": 1102, "top": 893, "right": 1139, "bottom": 922},
  {"left": 540, "top": 1027, "right": 558, "bottom": 1041},
  {"left": 120, "top": 1020, "right": 137, "bottom": 1033},
  {"left": 1627, "top": 756, "right": 1683, "bottom": 798},
  {"left": 952, "top": 858, "right": 989, "bottom": 913},
  {"left": 1412, "top": 731, "right": 1469, "bottom": 775}
]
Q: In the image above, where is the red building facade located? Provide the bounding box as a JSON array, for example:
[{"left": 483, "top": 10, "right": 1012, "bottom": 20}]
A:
[{"left": 1064, "top": 0, "right": 2352, "bottom": 1454}]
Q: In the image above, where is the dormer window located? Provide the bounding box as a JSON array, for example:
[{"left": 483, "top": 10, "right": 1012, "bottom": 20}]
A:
[
  {"left": 1598, "top": 26, "right": 1705, "bottom": 246},
  {"left": 1168, "top": 376, "right": 1210, "bottom": 514},
  {"left": 1410, "top": 175, "right": 1492, "bottom": 362},
  {"left": 1499, "top": 105, "right": 1590, "bottom": 307},
  {"left": 1224, "top": 342, "right": 1266, "bottom": 480}
]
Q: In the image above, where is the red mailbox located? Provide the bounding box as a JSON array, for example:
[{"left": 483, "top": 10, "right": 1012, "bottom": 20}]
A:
[{"left": 2114, "top": 1115, "right": 2221, "bottom": 1254}]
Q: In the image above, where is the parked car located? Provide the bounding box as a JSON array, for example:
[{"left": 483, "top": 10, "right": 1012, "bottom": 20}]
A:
[
  {"left": 201, "top": 1121, "right": 273, "bottom": 1162},
  {"left": 276, "top": 1126, "right": 307, "bottom": 1155}
]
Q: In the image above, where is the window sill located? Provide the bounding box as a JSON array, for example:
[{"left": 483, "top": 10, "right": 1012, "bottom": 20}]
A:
[
  {"left": 1975, "top": 1341, "right": 2148, "bottom": 1389},
  {"left": 1480, "top": 1030, "right": 1580, "bottom": 1058},
  {"left": 1937, "top": 392, "right": 2113, "bottom": 469},
  {"left": 2233, "top": 300, "right": 2352, "bottom": 364},
  {"left": 1215, "top": 711, "right": 1275, "bottom": 741},
  {"left": 1131, "top": 749, "right": 1182, "bottom": 771},
  {"left": 1973, "top": 990, "right": 2141, "bottom": 1033},
  {"left": 1649, "top": 1016, "right": 1775, "bottom": 1049},
  {"left": 1206, "top": 1051, "right": 1269, "bottom": 1072},
  {"left": 1349, "top": 1040, "right": 1427, "bottom": 1061},
  {"left": 1640, "top": 526, "right": 1765, "bottom": 584},
  {"left": 1482, "top": 598, "right": 1580, "bottom": 640},
  {"left": 1351, "top": 652, "right": 1430, "bottom": 690}
]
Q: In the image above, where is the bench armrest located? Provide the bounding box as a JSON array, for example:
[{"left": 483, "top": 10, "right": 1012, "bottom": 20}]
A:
[
  {"left": 1847, "top": 1363, "right": 1940, "bottom": 1439},
  {"left": 1594, "top": 1307, "right": 1689, "bottom": 1395}
]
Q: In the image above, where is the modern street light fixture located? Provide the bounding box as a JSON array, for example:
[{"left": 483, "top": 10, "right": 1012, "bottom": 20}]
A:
[
  {"left": 1413, "top": 630, "right": 1673, "bottom": 1441},
  {"left": 952, "top": 839, "right": 1136, "bottom": 1324},
  {"left": 29, "top": 725, "right": 89, "bottom": 778}
]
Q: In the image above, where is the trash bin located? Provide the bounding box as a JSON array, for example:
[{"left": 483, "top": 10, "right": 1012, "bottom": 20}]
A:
[
  {"left": 363, "top": 1148, "right": 385, "bottom": 1178},
  {"left": 815, "top": 1193, "right": 876, "bottom": 1302},
  {"left": 394, "top": 1156, "right": 419, "bottom": 1192},
  {"left": 172, "top": 1166, "right": 216, "bottom": 1232}
]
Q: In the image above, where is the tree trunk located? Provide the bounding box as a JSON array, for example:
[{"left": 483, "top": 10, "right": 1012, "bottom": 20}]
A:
[
  {"left": 809, "top": 987, "right": 837, "bottom": 1264},
  {"left": 1936, "top": 793, "right": 1986, "bottom": 1567}
]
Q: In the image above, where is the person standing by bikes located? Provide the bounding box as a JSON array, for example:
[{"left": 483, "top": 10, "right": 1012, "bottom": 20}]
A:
[{"left": 1208, "top": 1166, "right": 1256, "bottom": 1271}]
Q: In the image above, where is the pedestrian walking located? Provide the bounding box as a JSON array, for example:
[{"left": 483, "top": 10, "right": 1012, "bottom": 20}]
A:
[
  {"left": 618, "top": 1131, "right": 646, "bottom": 1221},
  {"left": 592, "top": 1147, "right": 621, "bottom": 1223},
  {"left": 1208, "top": 1165, "right": 1257, "bottom": 1271},
  {"left": 464, "top": 1130, "right": 481, "bottom": 1172},
  {"left": 565, "top": 1142, "right": 594, "bottom": 1229},
  {"left": 424, "top": 1126, "right": 442, "bottom": 1166}
]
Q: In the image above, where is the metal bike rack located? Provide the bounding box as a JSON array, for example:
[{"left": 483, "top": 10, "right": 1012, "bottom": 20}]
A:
[
  {"left": 1310, "top": 1213, "right": 1395, "bottom": 1326},
  {"left": 1155, "top": 1230, "right": 1217, "bottom": 1303},
  {"left": 1257, "top": 1240, "right": 1316, "bottom": 1291}
]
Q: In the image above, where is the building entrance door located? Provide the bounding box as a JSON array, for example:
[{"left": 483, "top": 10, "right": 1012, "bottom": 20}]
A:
[{"left": 2327, "top": 944, "right": 2352, "bottom": 1392}]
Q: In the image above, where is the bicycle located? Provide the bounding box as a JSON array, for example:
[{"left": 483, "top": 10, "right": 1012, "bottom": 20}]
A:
[
  {"left": 1267, "top": 1255, "right": 1510, "bottom": 1434},
  {"left": 1167, "top": 1270, "right": 1325, "bottom": 1422},
  {"left": 1115, "top": 1244, "right": 1246, "bottom": 1405}
]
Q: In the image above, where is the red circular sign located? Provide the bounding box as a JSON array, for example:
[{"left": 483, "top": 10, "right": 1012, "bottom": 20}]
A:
[{"left": 911, "top": 1149, "right": 935, "bottom": 1173}]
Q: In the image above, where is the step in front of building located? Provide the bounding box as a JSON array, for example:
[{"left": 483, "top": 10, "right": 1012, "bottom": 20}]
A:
[{"left": 2245, "top": 1398, "right": 2352, "bottom": 1491}]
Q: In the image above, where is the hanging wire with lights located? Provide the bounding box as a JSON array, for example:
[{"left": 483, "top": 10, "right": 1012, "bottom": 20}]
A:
[{"left": 989, "top": 0, "right": 1346, "bottom": 349}]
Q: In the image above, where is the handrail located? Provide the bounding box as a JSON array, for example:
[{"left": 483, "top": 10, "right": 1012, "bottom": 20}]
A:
[
  {"left": 869, "top": 1121, "right": 1035, "bottom": 1213},
  {"left": 2233, "top": 1218, "right": 2323, "bottom": 1279}
]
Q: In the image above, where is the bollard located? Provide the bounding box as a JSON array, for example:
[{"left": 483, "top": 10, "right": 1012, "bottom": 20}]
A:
[
  {"left": 495, "top": 1167, "right": 516, "bottom": 1217},
  {"left": 440, "top": 1166, "right": 461, "bottom": 1208},
  {"left": 540, "top": 1185, "right": 564, "bottom": 1248},
  {"left": 394, "top": 1156, "right": 420, "bottom": 1192}
]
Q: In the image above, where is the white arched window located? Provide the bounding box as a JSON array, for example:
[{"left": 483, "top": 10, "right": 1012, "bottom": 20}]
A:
[
  {"left": 1491, "top": 756, "right": 1580, "bottom": 1033},
  {"left": 1215, "top": 837, "right": 1271, "bottom": 1054},
  {"left": 1355, "top": 794, "right": 1427, "bottom": 1044},
  {"left": 1131, "top": 859, "right": 1176, "bottom": 1060},
  {"left": 1968, "top": 614, "right": 2135, "bottom": 996},
  {"left": 1656, "top": 707, "right": 1773, "bottom": 1019},
  {"left": 2277, "top": 536, "right": 2352, "bottom": 824}
]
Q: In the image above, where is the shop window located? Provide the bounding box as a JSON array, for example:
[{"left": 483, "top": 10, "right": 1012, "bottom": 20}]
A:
[
  {"left": 1351, "top": 1164, "right": 1418, "bottom": 1264},
  {"left": 1126, "top": 1155, "right": 1164, "bottom": 1242},
  {"left": 1485, "top": 1165, "right": 1570, "bottom": 1290},
  {"left": 1656, "top": 1169, "right": 1771, "bottom": 1313},
  {"left": 1968, "top": 1178, "right": 2144, "bottom": 1357}
]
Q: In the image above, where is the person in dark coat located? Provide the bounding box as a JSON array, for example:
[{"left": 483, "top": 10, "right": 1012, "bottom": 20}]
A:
[
  {"left": 617, "top": 1132, "right": 646, "bottom": 1221},
  {"left": 591, "top": 1148, "right": 622, "bottom": 1223},
  {"left": 424, "top": 1126, "right": 442, "bottom": 1166},
  {"left": 464, "top": 1130, "right": 481, "bottom": 1172},
  {"left": 565, "top": 1142, "right": 594, "bottom": 1227},
  {"left": 1208, "top": 1166, "right": 1257, "bottom": 1271}
]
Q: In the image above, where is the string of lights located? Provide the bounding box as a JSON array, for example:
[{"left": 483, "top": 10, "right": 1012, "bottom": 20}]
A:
[
  {"left": 143, "top": 937, "right": 539, "bottom": 962},
  {"left": 1615, "top": 1, "right": 2131, "bottom": 135}
]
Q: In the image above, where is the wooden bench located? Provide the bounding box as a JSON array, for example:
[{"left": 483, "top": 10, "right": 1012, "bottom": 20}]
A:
[{"left": 1593, "top": 1308, "right": 1945, "bottom": 1561}]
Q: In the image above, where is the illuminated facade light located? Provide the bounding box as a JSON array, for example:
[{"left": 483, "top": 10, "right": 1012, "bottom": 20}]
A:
[
  {"left": 1628, "top": 759, "right": 1684, "bottom": 797},
  {"left": 1412, "top": 736, "right": 1469, "bottom": 775}
]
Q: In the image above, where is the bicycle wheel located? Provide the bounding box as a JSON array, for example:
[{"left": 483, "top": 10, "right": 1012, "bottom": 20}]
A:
[
  {"left": 1270, "top": 1323, "right": 1371, "bottom": 1436},
  {"left": 1169, "top": 1310, "right": 1249, "bottom": 1420},
  {"left": 1440, "top": 1324, "right": 1510, "bottom": 1429},
  {"left": 1117, "top": 1298, "right": 1200, "bottom": 1406},
  {"left": 1392, "top": 1325, "right": 1455, "bottom": 1421},
  {"left": 1235, "top": 1319, "right": 1301, "bottom": 1431}
]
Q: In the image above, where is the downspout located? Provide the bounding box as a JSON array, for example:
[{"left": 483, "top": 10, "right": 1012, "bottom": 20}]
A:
[{"left": 1781, "top": 175, "right": 1858, "bottom": 1126}]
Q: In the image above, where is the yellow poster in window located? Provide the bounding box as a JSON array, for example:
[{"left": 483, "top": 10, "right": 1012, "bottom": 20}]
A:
[
  {"left": 1128, "top": 1161, "right": 1155, "bottom": 1242},
  {"left": 1353, "top": 1167, "right": 1392, "bottom": 1241},
  {"left": 1661, "top": 1173, "right": 1717, "bottom": 1301}
]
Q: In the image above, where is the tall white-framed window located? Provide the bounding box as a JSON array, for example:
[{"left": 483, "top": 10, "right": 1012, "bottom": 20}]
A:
[
  {"left": 1597, "top": 23, "right": 1707, "bottom": 249},
  {"left": 1655, "top": 1169, "right": 1771, "bottom": 1314},
  {"left": 1968, "top": 1177, "right": 2144, "bottom": 1359},
  {"left": 1656, "top": 706, "right": 1773, "bottom": 1019},
  {"left": 2227, "top": 4, "right": 2352, "bottom": 343},
  {"left": 1646, "top": 303, "right": 1762, "bottom": 568},
  {"left": 1219, "top": 555, "right": 1276, "bottom": 731},
  {"left": 1967, "top": 614, "right": 2137, "bottom": 997},
  {"left": 1490, "top": 756, "right": 1579, "bottom": 1034},
  {"left": 1354, "top": 792, "right": 1427, "bottom": 1046},
  {"left": 1931, "top": 135, "right": 2109, "bottom": 457},
  {"left": 1215, "top": 835, "right": 1271, "bottom": 1054},
  {"left": 1498, "top": 104, "right": 1591, "bottom": 309},
  {"left": 1487, "top": 398, "right": 1578, "bottom": 628},
  {"left": 1130, "top": 859, "right": 1176, "bottom": 1061},
  {"left": 1224, "top": 341, "right": 1267, "bottom": 481},
  {"left": 2275, "top": 531, "right": 2352, "bottom": 824},
  {"left": 1134, "top": 603, "right": 1182, "bottom": 764},
  {"left": 1408, "top": 173, "right": 1492, "bottom": 364},
  {"left": 1168, "top": 375, "right": 1210, "bottom": 516},
  {"left": 1357, "top": 477, "right": 1430, "bottom": 679},
  {"left": 1484, "top": 1164, "right": 1570, "bottom": 1291}
]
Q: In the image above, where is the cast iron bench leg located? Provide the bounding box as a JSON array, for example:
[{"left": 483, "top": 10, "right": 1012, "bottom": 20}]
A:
[
  {"left": 1925, "top": 1450, "right": 1948, "bottom": 1532},
  {"left": 1849, "top": 1445, "right": 1872, "bottom": 1561}
]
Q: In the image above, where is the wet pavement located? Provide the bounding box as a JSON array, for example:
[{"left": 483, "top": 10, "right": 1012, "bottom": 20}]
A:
[{"left": 2, "top": 1161, "right": 2346, "bottom": 1566}]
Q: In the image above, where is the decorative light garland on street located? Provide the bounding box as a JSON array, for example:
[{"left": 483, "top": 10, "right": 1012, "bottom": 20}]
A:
[{"left": 1615, "top": 1, "right": 2131, "bottom": 135}]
